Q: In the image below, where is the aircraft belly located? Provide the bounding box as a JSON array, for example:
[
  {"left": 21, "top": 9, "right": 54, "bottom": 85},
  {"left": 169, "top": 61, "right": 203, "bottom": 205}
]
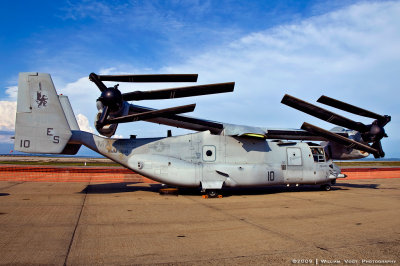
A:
[
  {"left": 206, "top": 164, "right": 284, "bottom": 187},
  {"left": 128, "top": 154, "right": 199, "bottom": 187}
]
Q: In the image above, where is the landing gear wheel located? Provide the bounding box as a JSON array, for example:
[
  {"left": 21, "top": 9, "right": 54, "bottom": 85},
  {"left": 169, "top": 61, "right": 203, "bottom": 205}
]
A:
[
  {"left": 159, "top": 188, "right": 179, "bottom": 195},
  {"left": 321, "top": 184, "right": 331, "bottom": 191},
  {"left": 207, "top": 190, "right": 218, "bottom": 198}
]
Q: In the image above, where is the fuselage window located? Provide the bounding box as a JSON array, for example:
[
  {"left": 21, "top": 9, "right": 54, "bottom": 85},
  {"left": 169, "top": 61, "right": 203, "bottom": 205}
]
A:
[{"left": 311, "top": 147, "right": 325, "bottom": 162}]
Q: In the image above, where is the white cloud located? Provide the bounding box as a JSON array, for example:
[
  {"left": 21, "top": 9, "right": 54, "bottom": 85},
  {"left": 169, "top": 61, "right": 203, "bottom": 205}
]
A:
[
  {"left": 58, "top": 76, "right": 99, "bottom": 124},
  {"left": 58, "top": 2, "right": 399, "bottom": 149},
  {"left": 161, "top": 1, "right": 400, "bottom": 128},
  {"left": 76, "top": 113, "right": 94, "bottom": 133},
  {"left": 160, "top": 1, "right": 400, "bottom": 157},
  {"left": 6, "top": 1, "right": 398, "bottom": 156},
  {"left": 5, "top": 86, "right": 18, "bottom": 101},
  {"left": 0, "top": 132, "right": 14, "bottom": 144},
  {"left": 0, "top": 101, "right": 16, "bottom": 131}
]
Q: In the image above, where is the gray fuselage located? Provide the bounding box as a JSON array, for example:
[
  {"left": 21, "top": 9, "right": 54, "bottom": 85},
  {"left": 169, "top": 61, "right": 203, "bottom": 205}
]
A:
[{"left": 71, "top": 130, "right": 336, "bottom": 190}]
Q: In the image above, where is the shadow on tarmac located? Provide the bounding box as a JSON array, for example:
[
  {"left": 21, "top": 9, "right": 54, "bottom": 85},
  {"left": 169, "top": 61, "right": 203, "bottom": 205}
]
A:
[
  {"left": 335, "top": 183, "right": 380, "bottom": 189},
  {"left": 79, "top": 183, "right": 380, "bottom": 197},
  {"left": 80, "top": 181, "right": 381, "bottom": 197},
  {"left": 197, "top": 185, "right": 347, "bottom": 197},
  {"left": 80, "top": 183, "right": 163, "bottom": 194}
]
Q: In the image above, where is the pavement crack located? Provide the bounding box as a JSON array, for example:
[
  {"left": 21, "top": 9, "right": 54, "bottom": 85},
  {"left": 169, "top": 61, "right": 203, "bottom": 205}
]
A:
[
  {"left": 0, "top": 182, "right": 25, "bottom": 191},
  {"left": 316, "top": 246, "right": 329, "bottom": 251},
  {"left": 184, "top": 196, "right": 310, "bottom": 246},
  {"left": 63, "top": 182, "right": 89, "bottom": 266}
]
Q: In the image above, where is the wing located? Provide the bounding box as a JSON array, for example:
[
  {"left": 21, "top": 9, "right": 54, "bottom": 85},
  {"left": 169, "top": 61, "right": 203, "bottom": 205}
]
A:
[{"left": 128, "top": 104, "right": 349, "bottom": 140}]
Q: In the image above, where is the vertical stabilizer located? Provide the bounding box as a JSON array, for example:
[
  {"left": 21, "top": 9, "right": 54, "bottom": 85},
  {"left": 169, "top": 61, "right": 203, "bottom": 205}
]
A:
[
  {"left": 14, "top": 72, "right": 80, "bottom": 154},
  {"left": 59, "top": 95, "right": 80, "bottom": 131}
]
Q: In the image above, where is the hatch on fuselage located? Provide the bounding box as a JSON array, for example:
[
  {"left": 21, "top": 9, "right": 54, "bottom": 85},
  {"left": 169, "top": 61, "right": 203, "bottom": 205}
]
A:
[{"left": 283, "top": 142, "right": 330, "bottom": 185}]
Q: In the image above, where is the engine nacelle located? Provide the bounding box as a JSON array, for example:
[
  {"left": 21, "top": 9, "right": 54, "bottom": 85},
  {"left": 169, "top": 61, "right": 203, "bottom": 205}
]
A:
[{"left": 95, "top": 101, "right": 129, "bottom": 137}]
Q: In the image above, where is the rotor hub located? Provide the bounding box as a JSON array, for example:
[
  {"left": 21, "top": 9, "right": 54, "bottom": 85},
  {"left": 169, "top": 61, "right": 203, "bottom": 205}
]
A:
[
  {"left": 365, "top": 123, "right": 385, "bottom": 142},
  {"left": 98, "top": 87, "right": 123, "bottom": 113}
]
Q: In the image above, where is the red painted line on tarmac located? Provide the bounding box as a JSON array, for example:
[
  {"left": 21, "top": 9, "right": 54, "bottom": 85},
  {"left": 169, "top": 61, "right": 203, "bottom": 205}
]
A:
[
  {"left": 0, "top": 165, "right": 158, "bottom": 183},
  {"left": 342, "top": 167, "right": 400, "bottom": 172},
  {"left": 342, "top": 168, "right": 400, "bottom": 180},
  {"left": 0, "top": 165, "right": 399, "bottom": 183}
]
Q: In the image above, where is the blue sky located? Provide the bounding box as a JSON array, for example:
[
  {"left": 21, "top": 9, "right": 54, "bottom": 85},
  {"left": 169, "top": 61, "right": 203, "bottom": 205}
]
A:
[
  {"left": 0, "top": 0, "right": 399, "bottom": 158},
  {"left": 0, "top": 0, "right": 354, "bottom": 82}
]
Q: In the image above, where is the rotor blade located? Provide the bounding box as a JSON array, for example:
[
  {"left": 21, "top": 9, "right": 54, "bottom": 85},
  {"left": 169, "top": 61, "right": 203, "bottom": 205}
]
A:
[
  {"left": 89, "top": 73, "right": 108, "bottom": 92},
  {"left": 106, "top": 104, "right": 196, "bottom": 124},
  {"left": 281, "top": 94, "right": 368, "bottom": 132},
  {"left": 317, "top": 95, "right": 386, "bottom": 120},
  {"left": 128, "top": 105, "right": 224, "bottom": 134},
  {"left": 98, "top": 74, "right": 198, "bottom": 83},
  {"left": 301, "top": 122, "right": 378, "bottom": 155},
  {"left": 122, "top": 82, "right": 235, "bottom": 101},
  {"left": 371, "top": 141, "right": 385, "bottom": 158},
  {"left": 96, "top": 106, "right": 110, "bottom": 129}
]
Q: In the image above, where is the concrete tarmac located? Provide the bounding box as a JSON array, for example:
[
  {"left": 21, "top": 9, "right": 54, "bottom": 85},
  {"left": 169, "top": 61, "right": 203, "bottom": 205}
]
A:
[{"left": 0, "top": 179, "right": 399, "bottom": 265}]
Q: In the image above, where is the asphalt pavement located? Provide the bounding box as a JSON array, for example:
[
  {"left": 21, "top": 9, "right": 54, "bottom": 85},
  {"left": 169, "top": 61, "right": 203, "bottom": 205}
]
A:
[{"left": 0, "top": 179, "right": 399, "bottom": 265}]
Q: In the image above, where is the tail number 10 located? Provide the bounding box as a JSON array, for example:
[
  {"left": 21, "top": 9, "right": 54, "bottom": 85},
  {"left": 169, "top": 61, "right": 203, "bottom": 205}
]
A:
[
  {"left": 20, "top": 139, "right": 30, "bottom": 148},
  {"left": 267, "top": 171, "right": 275, "bottom": 181}
]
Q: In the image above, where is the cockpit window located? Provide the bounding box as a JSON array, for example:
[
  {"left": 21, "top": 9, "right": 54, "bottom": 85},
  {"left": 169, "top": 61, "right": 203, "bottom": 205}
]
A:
[{"left": 311, "top": 147, "right": 325, "bottom": 162}]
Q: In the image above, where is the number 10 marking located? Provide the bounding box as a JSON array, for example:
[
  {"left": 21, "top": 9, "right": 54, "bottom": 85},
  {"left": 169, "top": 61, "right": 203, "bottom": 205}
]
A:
[
  {"left": 20, "top": 139, "right": 30, "bottom": 148},
  {"left": 267, "top": 171, "right": 275, "bottom": 181}
]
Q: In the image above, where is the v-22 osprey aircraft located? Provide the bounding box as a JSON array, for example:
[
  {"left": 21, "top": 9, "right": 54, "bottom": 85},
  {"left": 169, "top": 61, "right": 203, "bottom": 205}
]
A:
[{"left": 14, "top": 72, "right": 391, "bottom": 197}]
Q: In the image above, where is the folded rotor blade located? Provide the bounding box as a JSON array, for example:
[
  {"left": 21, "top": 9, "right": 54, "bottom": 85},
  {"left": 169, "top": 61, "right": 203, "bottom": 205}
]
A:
[
  {"left": 98, "top": 74, "right": 198, "bottom": 83},
  {"left": 301, "top": 122, "right": 378, "bottom": 155},
  {"left": 282, "top": 94, "right": 368, "bottom": 132},
  {"left": 122, "top": 82, "right": 235, "bottom": 101},
  {"left": 106, "top": 104, "right": 196, "bottom": 124},
  {"left": 317, "top": 95, "right": 386, "bottom": 121},
  {"left": 371, "top": 141, "right": 385, "bottom": 158},
  {"left": 89, "top": 73, "right": 108, "bottom": 92}
]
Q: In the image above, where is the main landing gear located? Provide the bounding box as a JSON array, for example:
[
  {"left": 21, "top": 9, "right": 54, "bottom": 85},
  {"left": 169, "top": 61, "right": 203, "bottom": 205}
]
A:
[
  {"left": 320, "top": 184, "right": 331, "bottom": 191},
  {"left": 203, "top": 190, "right": 223, "bottom": 198}
]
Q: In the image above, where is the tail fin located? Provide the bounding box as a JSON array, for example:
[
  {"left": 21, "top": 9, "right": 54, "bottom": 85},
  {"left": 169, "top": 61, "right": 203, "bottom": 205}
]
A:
[{"left": 14, "top": 72, "right": 81, "bottom": 154}]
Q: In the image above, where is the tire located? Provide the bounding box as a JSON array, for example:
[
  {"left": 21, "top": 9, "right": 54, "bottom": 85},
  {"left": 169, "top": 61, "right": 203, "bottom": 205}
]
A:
[
  {"left": 321, "top": 184, "right": 331, "bottom": 191},
  {"left": 207, "top": 190, "right": 218, "bottom": 198},
  {"left": 159, "top": 188, "right": 179, "bottom": 195}
]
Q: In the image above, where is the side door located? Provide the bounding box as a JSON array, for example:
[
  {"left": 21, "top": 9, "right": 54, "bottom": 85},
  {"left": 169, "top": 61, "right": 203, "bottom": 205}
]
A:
[
  {"left": 284, "top": 147, "right": 303, "bottom": 183},
  {"left": 201, "top": 144, "right": 227, "bottom": 189}
]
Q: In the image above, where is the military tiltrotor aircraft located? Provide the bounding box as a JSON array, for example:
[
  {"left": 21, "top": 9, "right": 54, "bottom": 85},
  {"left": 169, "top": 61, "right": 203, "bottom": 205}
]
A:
[{"left": 14, "top": 72, "right": 391, "bottom": 197}]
